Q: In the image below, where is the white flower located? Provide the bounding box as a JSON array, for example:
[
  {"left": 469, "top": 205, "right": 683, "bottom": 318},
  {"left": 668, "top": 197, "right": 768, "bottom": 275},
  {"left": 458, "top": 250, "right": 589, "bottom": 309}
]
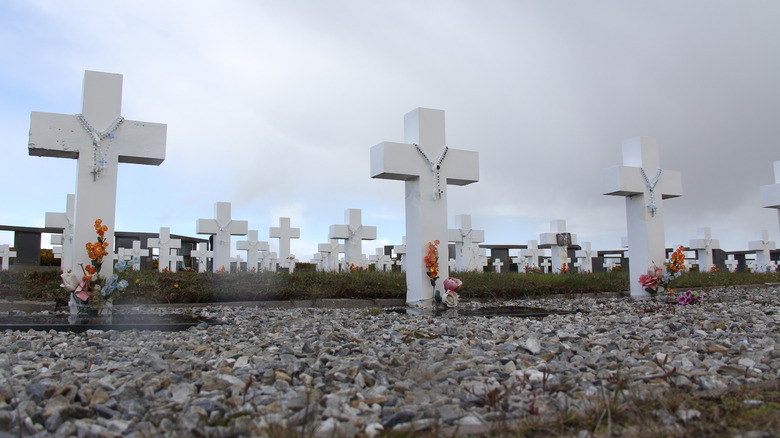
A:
[
  {"left": 60, "top": 271, "right": 81, "bottom": 291},
  {"left": 444, "top": 290, "right": 459, "bottom": 307}
]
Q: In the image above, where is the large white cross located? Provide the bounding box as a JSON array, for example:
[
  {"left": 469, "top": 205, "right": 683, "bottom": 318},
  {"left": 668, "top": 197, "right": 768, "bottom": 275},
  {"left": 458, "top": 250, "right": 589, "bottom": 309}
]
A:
[
  {"left": 0, "top": 245, "right": 16, "bottom": 271},
  {"left": 448, "top": 214, "right": 485, "bottom": 272},
  {"left": 689, "top": 227, "right": 720, "bottom": 272},
  {"left": 575, "top": 241, "right": 596, "bottom": 273},
  {"left": 190, "top": 243, "right": 213, "bottom": 273},
  {"left": 540, "top": 220, "right": 578, "bottom": 274},
  {"left": 45, "top": 193, "right": 75, "bottom": 272},
  {"left": 29, "top": 71, "right": 166, "bottom": 272},
  {"left": 761, "top": 161, "right": 780, "bottom": 232},
  {"left": 603, "top": 137, "right": 682, "bottom": 297},
  {"left": 318, "top": 239, "right": 344, "bottom": 272},
  {"left": 748, "top": 230, "right": 776, "bottom": 273},
  {"left": 329, "top": 209, "right": 376, "bottom": 268},
  {"left": 371, "top": 108, "right": 479, "bottom": 306},
  {"left": 147, "top": 227, "right": 181, "bottom": 272},
  {"left": 237, "top": 230, "right": 270, "bottom": 272},
  {"left": 196, "top": 202, "right": 248, "bottom": 272},
  {"left": 270, "top": 217, "right": 300, "bottom": 267}
]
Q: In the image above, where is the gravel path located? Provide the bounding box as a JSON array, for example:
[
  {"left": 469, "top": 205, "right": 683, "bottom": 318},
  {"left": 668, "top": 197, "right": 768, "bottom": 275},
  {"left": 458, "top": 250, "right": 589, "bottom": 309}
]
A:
[{"left": 1, "top": 285, "right": 778, "bottom": 437}]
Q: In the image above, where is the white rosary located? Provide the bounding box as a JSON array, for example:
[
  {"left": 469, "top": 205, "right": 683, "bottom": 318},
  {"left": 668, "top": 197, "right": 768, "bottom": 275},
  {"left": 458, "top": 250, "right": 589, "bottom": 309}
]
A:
[
  {"left": 215, "top": 219, "right": 233, "bottom": 245},
  {"left": 77, "top": 114, "right": 124, "bottom": 181},
  {"left": 414, "top": 143, "right": 448, "bottom": 200},
  {"left": 348, "top": 225, "right": 362, "bottom": 240},
  {"left": 640, "top": 168, "right": 662, "bottom": 216}
]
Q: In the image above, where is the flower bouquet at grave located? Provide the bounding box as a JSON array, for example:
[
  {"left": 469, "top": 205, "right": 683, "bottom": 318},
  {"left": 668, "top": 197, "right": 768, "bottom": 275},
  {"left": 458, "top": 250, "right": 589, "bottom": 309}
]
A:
[
  {"left": 638, "top": 245, "right": 687, "bottom": 296},
  {"left": 676, "top": 289, "right": 702, "bottom": 306},
  {"left": 441, "top": 277, "right": 462, "bottom": 307},
  {"left": 60, "top": 219, "right": 128, "bottom": 315}
]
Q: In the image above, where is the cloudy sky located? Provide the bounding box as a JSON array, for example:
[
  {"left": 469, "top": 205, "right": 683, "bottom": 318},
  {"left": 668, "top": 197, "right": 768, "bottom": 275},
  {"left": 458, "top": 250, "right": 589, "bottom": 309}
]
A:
[{"left": 1, "top": 0, "right": 779, "bottom": 262}]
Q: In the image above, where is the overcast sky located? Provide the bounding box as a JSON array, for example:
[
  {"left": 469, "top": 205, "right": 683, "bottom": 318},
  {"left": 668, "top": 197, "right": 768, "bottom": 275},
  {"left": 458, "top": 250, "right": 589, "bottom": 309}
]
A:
[{"left": 1, "top": 1, "right": 779, "bottom": 262}]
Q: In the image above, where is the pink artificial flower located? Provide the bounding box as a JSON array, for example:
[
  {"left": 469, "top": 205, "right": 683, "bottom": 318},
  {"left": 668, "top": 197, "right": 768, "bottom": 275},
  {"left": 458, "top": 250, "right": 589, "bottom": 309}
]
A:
[
  {"left": 74, "top": 276, "right": 91, "bottom": 302},
  {"left": 443, "top": 277, "right": 463, "bottom": 292},
  {"left": 638, "top": 273, "right": 660, "bottom": 291}
]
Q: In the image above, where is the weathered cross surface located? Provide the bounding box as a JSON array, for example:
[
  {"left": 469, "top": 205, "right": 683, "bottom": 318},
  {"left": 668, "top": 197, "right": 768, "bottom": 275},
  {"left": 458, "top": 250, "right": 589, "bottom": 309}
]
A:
[
  {"left": 147, "top": 227, "right": 181, "bottom": 272},
  {"left": 45, "top": 194, "right": 75, "bottom": 272},
  {"left": 448, "top": 214, "right": 485, "bottom": 272},
  {"left": 371, "top": 108, "right": 479, "bottom": 306},
  {"left": 237, "top": 230, "right": 270, "bottom": 272},
  {"left": 603, "top": 137, "right": 682, "bottom": 297},
  {"left": 0, "top": 245, "right": 16, "bottom": 271},
  {"left": 270, "top": 217, "right": 300, "bottom": 268},
  {"left": 29, "top": 71, "right": 167, "bottom": 271},
  {"left": 575, "top": 241, "right": 596, "bottom": 273},
  {"left": 540, "top": 220, "right": 577, "bottom": 273},
  {"left": 749, "top": 230, "right": 776, "bottom": 273},
  {"left": 329, "top": 209, "right": 376, "bottom": 268},
  {"left": 196, "top": 202, "right": 248, "bottom": 272},
  {"left": 689, "top": 227, "right": 720, "bottom": 272},
  {"left": 190, "top": 243, "right": 213, "bottom": 273},
  {"left": 761, "top": 161, "right": 780, "bottom": 231}
]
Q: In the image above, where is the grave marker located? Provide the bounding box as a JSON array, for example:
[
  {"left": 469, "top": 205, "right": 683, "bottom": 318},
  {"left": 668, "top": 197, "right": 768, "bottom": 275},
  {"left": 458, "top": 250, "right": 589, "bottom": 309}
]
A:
[
  {"left": 196, "top": 202, "right": 248, "bottom": 272},
  {"left": 318, "top": 239, "right": 344, "bottom": 272},
  {"left": 329, "top": 209, "right": 376, "bottom": 268},
  {"left": 540, "top": 220, "right": 577, "bottom": 273},
  {"left": 270, "top": 217, "right": 300, "bottom": 269},
  {"left": 0, "top": 245, "right": 16, "bottom": 270},
  {"left": 190, "top": 243, "right": 213, "bottom": 273},
  {"left": 29, "top": 71, "right": 166, "bottom": 271},
  {"left": 518, "top": 240, "right": 545, "bottom": 270},
  {"left": 370, "top": 248, "right": 393, "bottom": 272},
  {"left": 147, "top": 227, "right": 181, "bottom": 272},
  {"left": 748, "top": 230, "right": 776, "bottom": 273},
  {"left": 689, "top": 227, "right": 720, "bottom": 272},
  {"left": 237, "top": 230, "right": 270, "bottom": 272},
  {"left": 603, "top": 137, "right": 682, "bottom": 297},
  {"left": 394, "top": 237, "right": 407, "bottom": 272},
  {"left": 126, "top": 240, "right": 149, "bottom": 271},
  {"left": 575, "top": 241, "right": 596, "bottom": 273},
  {"left": 492, "top": 258, "right": 504, "bottom": 273},
  {"left": 725, "top": 255, "right": 739, "bottom": 273},
  {"left": 371, "top": 108, "right": 479, "bottom": 306},
  {"left": 45, "top": 194, "right": 75, "bottom": 272},
  {"left": 448, "top": 214, "right": 485, "bottom": 272}
]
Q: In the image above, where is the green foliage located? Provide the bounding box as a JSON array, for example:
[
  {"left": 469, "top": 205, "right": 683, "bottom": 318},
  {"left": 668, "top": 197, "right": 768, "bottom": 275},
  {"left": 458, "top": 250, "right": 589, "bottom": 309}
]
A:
[{"left": 3, "top": 268, "right": 779, "bottom": 306}]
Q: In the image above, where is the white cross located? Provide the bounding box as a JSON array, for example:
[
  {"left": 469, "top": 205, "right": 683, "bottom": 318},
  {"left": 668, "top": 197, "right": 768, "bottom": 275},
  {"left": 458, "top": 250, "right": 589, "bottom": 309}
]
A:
[
  {"left": 51, "top": 236, "right": 63, "bottom": 263},
  {"left": 196, "top": 202, "right": 248, "bottom": 272},
  {"left": 261, "top": 251, "right": 278, "bottom": 272},
  {"left": 748, "top": 230, "right": 776, "bottom": 273},
  {"left": 237, "top": 230, "right": 270, "bottom": 272},
  {"left": 230, "top": 254, "right": 244, "bottom": 272},
  {"left": 45, "top": 193, "right": 75, "bottom": 272},
  {"left": 190, "top": 243, "right": 213, "bottom": 273},
  {"left": 492, "top": 258, "right": 504, "bottom": 273},
  {"left": 29, "top": 71, "right": 166, "bottom": 272},
  {"left": 603, "top": 137, "right": 682, "bottom": 297},
  {"left": 478, "top": 247, "right": 488, "bottom": 271},
  {"left": 725, "top": 255, "right": 739, "bottom": 273},
  {"left": 0, "top": 245, "right": 17, "bottom": 271},
  {"left": 147, "top": 227, "right": 181, "bottom": 272},
  {"left": 329, "top": 209, "right": 376, "bottom": 267},
  {"left": 393, "top": 236, "right": 407, "bottom": 272},
  {"left": 270, "top": 217, "right": 300, "bottom": 269},
  {"left": 761, "top": 161, "right": 780, "bottom": 232},
  {"left": 448, "top": 214, "right": 485, "bottom": 272},
  {"left": 169, "top": 249, "right": 184, "bottom": 273},
  {"left": 370, "top": 248, "right": 393, "bottom": 272},
  {"left": 689, "top": 227, "right": 720, "bottom": 272},
  {"left": 126, "top": 240, "right": 149, "bottom": 271},
  {"left": 448, "top": 258, "right": 457, "bottom": 272},
  {"left": 575, "top": 241, "right": 596, "bottom": 273},
  {"left": 540, "top": 220, "right": 578, "bottom": 274},
  {"left": 517, "top": 240, "right": 545, "bottom": 270},
  {"left": 318, "top": 238, "right": 344, "bottom": 272},
  {"left": 540, "top": 258, "right": 552, "bottom": 273},
  {"left": 371, "top": 108, "right": 479, "bottom": 306}
]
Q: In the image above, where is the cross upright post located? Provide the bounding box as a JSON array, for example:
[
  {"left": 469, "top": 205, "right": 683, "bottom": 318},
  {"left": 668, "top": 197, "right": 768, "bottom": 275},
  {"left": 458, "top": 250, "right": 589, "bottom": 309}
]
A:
[
  {"left": 147, "top": 227, "right": 181, "bottom": 272},
  {"left": 539, "top": 220, "right": 577, "bottom": 273},
  {"left": 748, "top": 230, "right": 776, "bottom": 273},
  {"left": 270, "top": 217, "right": 300, "bottom": 269},
  {"left": 318, "top": 239, "right": 344, "bottom": 272},
  {"left": 196, "top": 202, "right": 248, "bottom": 272},
  {"left": 761, "top": 161, "right": 780, "bottom": 232},
  {"left": 29, "top": 71, "right": 167, "bottom": 271},
  {"left": 45, "top": 194, "right": 75, "bottom": 272},
  {"left": 603, "top": 137, "right": 683, "bottom": 297},
  {"left": 237, "top": 230, "right": 270, "bottom": 272},
  {"left": 190, "top": 243, "right": 213, "bottom": 273},
  {"left": 371, "top": 108, "right": 479, "bottom": 306},
  {"left": 393, "top": 236, "right": 407, "bottom": 272},
  {"left": 575, "top": 242, "right": 596, "bottom": 273}
]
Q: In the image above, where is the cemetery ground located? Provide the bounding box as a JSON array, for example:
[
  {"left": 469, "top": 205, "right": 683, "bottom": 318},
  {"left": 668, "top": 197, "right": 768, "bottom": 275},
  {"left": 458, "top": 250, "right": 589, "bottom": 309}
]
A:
[{"left": 0, "top": 270, "right": 778, "bottom": 437}]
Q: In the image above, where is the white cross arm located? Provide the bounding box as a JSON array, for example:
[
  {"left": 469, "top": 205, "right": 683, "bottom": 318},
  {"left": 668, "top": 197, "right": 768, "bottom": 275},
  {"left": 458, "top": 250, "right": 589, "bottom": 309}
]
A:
[
  {"left": 370, "top": 142, "right": 479, "bottom": 185},
  {"left": 196, "top": 219, "right": 249, "bottom": 235},
  {"left": 602, "top": 165, "right": 682, "bottom": 198},
  {"left": 448, "top": 229, "right": 486, "bottom": 243},
  {"left": 690, "top": 238, "right": 720, "bottom": 250},
  {"left": 29, "top": 112, "right": 167, "bottom": 165},
  {"left": 761, "top": 163, "right": 780, "bottom": 208}
]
